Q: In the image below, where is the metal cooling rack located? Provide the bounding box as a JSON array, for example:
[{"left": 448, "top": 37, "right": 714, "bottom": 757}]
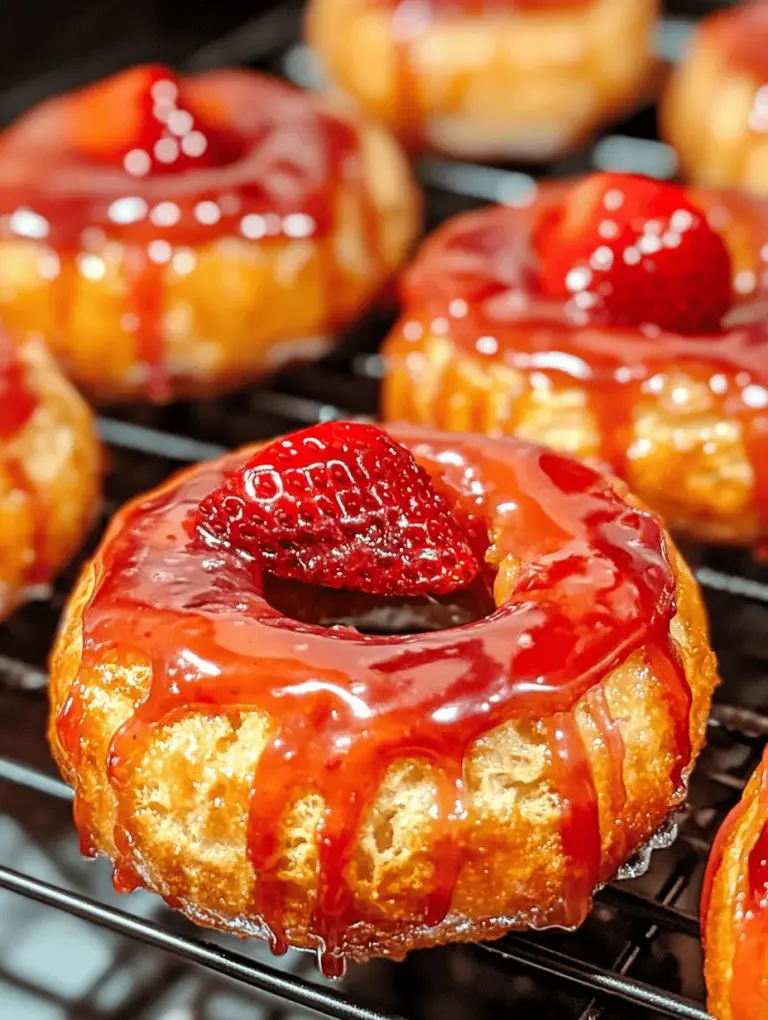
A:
[{"left": 0, "top": 2, "right": 766, "bottom": 1018}]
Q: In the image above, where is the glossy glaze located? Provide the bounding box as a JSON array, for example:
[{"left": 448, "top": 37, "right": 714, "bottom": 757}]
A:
[
  {"left": 0, "top": 69, "right": 369, "bottom": 400},
  {"left": 56, "top": 426, "right": 688, "bottom": 973},
  {"left": 392, "top": 192, "right": 768, "bottom": 525},
  {"left": 703, "top": 749, "right": 768, "bottom": 1018}
]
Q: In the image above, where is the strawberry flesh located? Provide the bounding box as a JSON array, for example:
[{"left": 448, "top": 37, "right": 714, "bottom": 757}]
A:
[
  {"left": 70, "top": 64, "right": 245, "bottom": 174},
  {"left": 194, "top": 422, "right": 481, "bottom": 597},
  {"left": 534, "top": 173, "right": 733, "bottom": 334}
]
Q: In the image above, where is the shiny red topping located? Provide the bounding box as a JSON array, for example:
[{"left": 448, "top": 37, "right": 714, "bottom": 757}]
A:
[
  {"left": 194, "top": 421, "right": 480, "bottom": 596},
  {"left": 535, "top": 173, "right": 733, "bottom": 334},
  {"left": 69, "top": 64, "right": 246, "bottom": 174}
]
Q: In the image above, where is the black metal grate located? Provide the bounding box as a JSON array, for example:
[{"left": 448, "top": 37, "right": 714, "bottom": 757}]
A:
[{"left": 0, "top": 3, "right": 766, "bottom": 1018}]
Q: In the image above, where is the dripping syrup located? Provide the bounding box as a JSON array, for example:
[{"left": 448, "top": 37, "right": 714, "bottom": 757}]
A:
[
  {"left": 0, "top": 69, "right": 368, "bottom": 400},
  {"left": 386, "top": 194, "right": 768, "bottom": 527},
  {"left": 56, "top": 426, "right": 689, "bottom": 973}
]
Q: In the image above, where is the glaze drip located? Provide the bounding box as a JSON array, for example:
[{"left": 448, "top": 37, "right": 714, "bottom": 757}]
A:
[{"left": 57, "top": 427, "right": 688, "bottom": 974}]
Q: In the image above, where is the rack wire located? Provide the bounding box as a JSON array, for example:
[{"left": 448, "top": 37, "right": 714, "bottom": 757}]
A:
[{"left": 0, "top": 2, "right": 765, "bottom": 1018}]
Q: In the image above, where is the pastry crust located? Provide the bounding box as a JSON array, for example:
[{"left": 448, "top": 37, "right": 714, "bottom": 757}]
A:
[
  {"left": 48, "top": 430, "right": 718, "bottom": 964},
  {"left": 0, "top": 331, "right": 101, "bottom": 617},
  {"left": 0, "top": 71, "right": 419, "bottom": 403},
  {"left": 307, "top": 0, "right": 658, "bottom": 159},
  {"left": 702, "top": 749, "right": 768, "bottom": 1020},
  {"left": 662, "top": 2, "right": 768, "bottom": 196},
  {"left": 382, "top": 190, "right": 768, "bottom": 547}
]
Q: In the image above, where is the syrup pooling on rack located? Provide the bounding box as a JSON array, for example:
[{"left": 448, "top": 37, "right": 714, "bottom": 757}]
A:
[
  {"left": 56, "top": 428, "right": 688, "bottom": 974},
  {"left": 390, "top": 190, "right": 768, "bottom": 525},
  {"left": 0, "top": 67, "right": 373, "bottom": 399}
]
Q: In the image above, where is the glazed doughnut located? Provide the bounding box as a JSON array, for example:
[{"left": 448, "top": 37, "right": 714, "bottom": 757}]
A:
[
  {"left": 702, "top": 747, "right": 768, "bottom": 1019},
  {"left": 0, "top": 65, "right": 419, "bottom": 403},
  {"left": 663, "top": 1, "right": 768, "bottom": 196},
  {"left": 48, "top": 420, "right": 719, "bottom": 972},
  {"left": 0, "top": 328, "right": 100, "bottom": 618},
  {"left": 306, "top": 0, "right": 658, "bottom": 160},
  {"left": 383, "top": 172, "right": 768, "bottom": 548}
]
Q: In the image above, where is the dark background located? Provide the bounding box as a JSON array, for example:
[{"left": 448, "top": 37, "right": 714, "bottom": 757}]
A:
[{"left": 0, "top": 0, "right": 272, "bottom": 124}]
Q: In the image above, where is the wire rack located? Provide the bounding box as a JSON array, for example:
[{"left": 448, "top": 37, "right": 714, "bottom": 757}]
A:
[{"left": 0, "top": 2, "right": 766, "bottom": 1018}]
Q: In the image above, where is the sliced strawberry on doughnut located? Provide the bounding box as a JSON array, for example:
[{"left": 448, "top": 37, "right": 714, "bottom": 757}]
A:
[
  {"left": 535, "top": 172, "right": 733, "bottom": 334},
  {"left": 68, "top": 64, "right": 245, "bottom": 174},
  {"left": 194, "top": 422, "right": 480, "bottom": 596}
]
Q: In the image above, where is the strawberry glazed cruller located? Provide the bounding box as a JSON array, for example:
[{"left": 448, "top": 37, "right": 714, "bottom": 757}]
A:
[
  {"left": 306, "top": 0, "right": 658, "bottom": 160},
  {"left": 702, "top": 746, "right": 768, "bottom": 1020},
  {"left": 383, "top": 172, "right": 768, "bottom": 548},
  {"left": 48, "top": 420, "right": 718, "bottom": 973},
  {"left": 0, "top": 65, "right": 419, "bottom": 402}
]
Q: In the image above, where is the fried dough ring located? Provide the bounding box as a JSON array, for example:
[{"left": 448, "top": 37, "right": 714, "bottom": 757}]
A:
[
  {"left": 0, "top": 71, "right": 419, "bottom": 402},
  {"left": 307, "top": 0, "right": 658, "bottom": 159},
  {"left": 48, "top": 427, "right": 717, "bottom": 965}
]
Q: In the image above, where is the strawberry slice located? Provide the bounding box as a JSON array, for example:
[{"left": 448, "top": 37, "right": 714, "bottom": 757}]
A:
[
  {"left": 68, "top": 64, "right": 245, "bottom": 174},
  {"left": 534, "top": 173, "right": 733, "bottom": 334},
  {"left": 194, "top": 422, "right": 481, "bottom": 597}
]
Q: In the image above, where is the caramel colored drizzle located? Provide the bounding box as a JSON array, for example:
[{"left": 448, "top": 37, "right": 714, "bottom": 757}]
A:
[{"left": 56, "top": 428, "right": 689, "bottom": 974}]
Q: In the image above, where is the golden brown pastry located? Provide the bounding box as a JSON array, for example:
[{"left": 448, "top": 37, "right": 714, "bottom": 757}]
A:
[
  {"left": 663, "top": 0, "right": 768, "bottom": 196},
  {"left": 0, "top": 65, "right": 419, "bottom": 402},
  {"left": 383, "top": 172, "right": 768, "bottom": 548},
  {"left": 49, "top": 420, "right": 718, "bottom": 973},
  {"left": 0, "top": 328, "right": 100, "bottom": 618},
  {"left": 307, "top": 0, "right": 658, "bottom": 160},
  {"left": 702, "top": 747, "right": 768, "bottom": 1019}
]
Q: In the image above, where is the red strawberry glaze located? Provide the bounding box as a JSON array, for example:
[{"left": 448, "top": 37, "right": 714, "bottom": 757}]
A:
[
  {"left": 55, "top": 425, "right": 690, "bottom": 975},
  {"left": 0, "top": 68, "right": 376, "bottom": 400},
  {"left": 391, "top": 184, "right": 768, "bottom": 527},
  {"left": 0, "top": 332, "right": 47, "bottom": 584},
  {"left": 702, "top": 749, "right": 768, "bottom": 1019}
]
